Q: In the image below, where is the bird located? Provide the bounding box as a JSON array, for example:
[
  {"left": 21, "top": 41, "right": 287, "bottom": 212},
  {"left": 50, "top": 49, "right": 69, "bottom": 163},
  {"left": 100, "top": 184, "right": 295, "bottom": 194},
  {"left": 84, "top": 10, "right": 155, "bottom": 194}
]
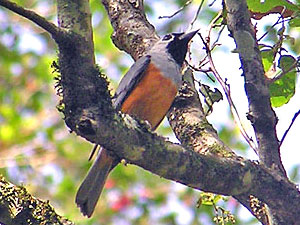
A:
[{"left": 75, "top": 30, "right": 198, "bottom": 217}]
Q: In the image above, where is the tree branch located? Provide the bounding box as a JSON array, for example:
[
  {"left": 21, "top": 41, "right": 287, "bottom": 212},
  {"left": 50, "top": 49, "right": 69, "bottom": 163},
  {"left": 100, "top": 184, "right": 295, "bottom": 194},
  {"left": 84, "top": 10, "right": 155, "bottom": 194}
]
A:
[
  {"left": 224, "top": 0, "right": 296, "bottom": 224},
  {"left": 101, "top": 0, "right": 159, "bottom": 60},
  {"left": 57, "top": 0, "right": 95, "bottom": 63},
  {"left": 169, "top": 69, "right": 268, "bottom": 224},
  {"left": 0, "top": 0, "right": 61, "bottom": 41},
  {"left": 224, "top": 0, "right": 286, "bottom": 177},
  {"left": 0, "top": 176, "right": 74, "bottom": 225},
  {"left": 168, "top": 70, "right": 236, "bottom": 158}
]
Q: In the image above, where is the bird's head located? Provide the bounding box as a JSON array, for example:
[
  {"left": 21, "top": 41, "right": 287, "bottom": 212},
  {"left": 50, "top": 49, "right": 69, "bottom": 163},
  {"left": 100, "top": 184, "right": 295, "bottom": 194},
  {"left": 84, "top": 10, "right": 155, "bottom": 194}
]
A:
[{"left": 153, "top": 30, "right": 198, "bottom": 66}]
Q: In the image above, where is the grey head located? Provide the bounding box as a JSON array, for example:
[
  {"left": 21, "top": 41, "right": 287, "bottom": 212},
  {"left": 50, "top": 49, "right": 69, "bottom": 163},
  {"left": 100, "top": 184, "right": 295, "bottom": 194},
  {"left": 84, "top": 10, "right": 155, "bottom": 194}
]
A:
[{"left": 150, "top": 30, "right": 198, "bottom": 67}]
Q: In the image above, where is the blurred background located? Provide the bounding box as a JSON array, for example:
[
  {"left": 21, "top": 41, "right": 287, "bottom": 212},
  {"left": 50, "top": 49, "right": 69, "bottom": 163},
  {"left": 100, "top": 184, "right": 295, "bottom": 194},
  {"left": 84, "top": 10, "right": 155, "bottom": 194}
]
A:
[{"left": 0, "top": 0, "right": 299, "bottom": 224}]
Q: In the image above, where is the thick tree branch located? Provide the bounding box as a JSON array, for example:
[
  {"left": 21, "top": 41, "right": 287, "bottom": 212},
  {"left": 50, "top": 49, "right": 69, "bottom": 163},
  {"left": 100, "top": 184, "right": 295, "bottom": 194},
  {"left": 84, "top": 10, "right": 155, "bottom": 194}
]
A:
[
  {"left": 168, "top": 71, "right": 269, "bottom": 224},
  {"left": 0, "top": 176, "right": 74, "bottom": 225},
  {"left": 168, "top": 70, "right": 236, "bottom": 158},
  {"left": 0, "top": 0, "right": 62, "bottom": 41},
  {"left": 75, "top": 107, "right": 300, "bottom": 223},
  {"left": 224, "top": 0, "right": 295, "bottom": 224},
  {"left": 57, "top": 0, "right": 95, "bottom": 63},
  {"left": 101, "top": 0, "right": 159, "bottom": 60},
  {"left": 224, "top": 0, "right": 286, "bottom": 177}
]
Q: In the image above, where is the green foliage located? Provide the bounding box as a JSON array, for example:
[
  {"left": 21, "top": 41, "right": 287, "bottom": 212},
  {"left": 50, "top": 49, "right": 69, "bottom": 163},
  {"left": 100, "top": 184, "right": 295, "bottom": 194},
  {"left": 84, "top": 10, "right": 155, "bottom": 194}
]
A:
[
  {"left": 258, "top": 1, "right": 299, "bottom": 108},
  {"left": 261, "top": 51, "right": 297, "bottom": 108},
  {"left": 289, "top": 17, "right": 300, "bottom": 27},
  {"left": 247, "top": 0, "right": 299, "bottom": 14},
  {"left": 197, "top": 192, "right": 223, "bottom": 206},
  {"left": 261, "top": 50, "right": 274, "bottom": 72},
  {"left": 269, "top": 55, "right": 297, "bottom": 107},
  {"left": 198, "top": 83, "right": 223, "bottom": 115},
  {"left": 197, "top": 193, "right": 236, "bottom": 225}
]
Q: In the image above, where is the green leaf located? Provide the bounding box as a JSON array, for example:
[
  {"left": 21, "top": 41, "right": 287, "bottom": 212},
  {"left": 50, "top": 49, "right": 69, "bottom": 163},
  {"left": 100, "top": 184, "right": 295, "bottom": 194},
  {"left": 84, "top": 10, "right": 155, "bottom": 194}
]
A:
[
  {"left": 261, "top": 49, "right": 274, "bottom": 71},
  {"left": 289, "top": 17, "right": 300, "bottom": 27},
  {"left": 198, "top": 192, "right": 223, "bottom": 206},
  {"left": 269, "top": 56, "right": 296, "bottom": 107},
  {"left": 247, "top": 0, "right": 299, "bottom": 19},
  {"left": 278, "top": 55, "right": 297, "bottom": 71},
  {"left": 247, "top": 0, "right": 299, "bottom": 13}
]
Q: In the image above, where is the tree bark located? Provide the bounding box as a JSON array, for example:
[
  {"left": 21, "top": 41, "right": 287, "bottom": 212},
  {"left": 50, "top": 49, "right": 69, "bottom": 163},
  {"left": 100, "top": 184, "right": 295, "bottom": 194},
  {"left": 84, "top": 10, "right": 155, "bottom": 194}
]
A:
[
  {"left": 225, "top": 0, "right": 291, "bottom": 224},
  {"left": 0, "top": 176, "right": 74, "bottom": 225},
  {"left": 225, "top": 0, "right": 286, "bottom": 177}
]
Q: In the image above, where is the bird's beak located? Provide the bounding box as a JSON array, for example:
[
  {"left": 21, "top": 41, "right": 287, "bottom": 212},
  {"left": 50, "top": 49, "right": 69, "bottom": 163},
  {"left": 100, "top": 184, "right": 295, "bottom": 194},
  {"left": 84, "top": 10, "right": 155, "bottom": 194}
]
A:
[{"left": 179, "top": 29, "right": 199, "bottom": 42}]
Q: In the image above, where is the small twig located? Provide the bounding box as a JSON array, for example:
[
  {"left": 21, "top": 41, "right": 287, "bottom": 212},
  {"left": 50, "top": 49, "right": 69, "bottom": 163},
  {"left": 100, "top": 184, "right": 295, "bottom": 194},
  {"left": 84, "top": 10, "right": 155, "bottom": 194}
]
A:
[
  {"left": 269, "top": 58, "right": 299, "bottom": 83},
  {"left": 202, "top": 13, "right": 258, "bottom": 153},
  {"left": 280, "top": 109, "right": 300, "bottom": 147},
  {"left": 159, "top": 0, "right": 193, "bottom": 19},
  {"left": 0, "top": 0, "right": 61, "bottom": 40},
  {"left": 186, "top": 62, "right": 215, "bottom": 82},
  {"left": 207, "top": 10, "right": 223, "bottom": 39},
  {"left": 258, "top": 16, "right": 291, "bottom": 42},
  {"left": 190, "top": 0, "right": 205, "bottom": 28},
  {"left": 208, "top": 0, "right": 218, "bottom": 7},
  {"left": 189, "top": 12, "right": 256, "bottom": 150},
  {"left": 199, "top": 33, "right": 258, "bottom": 153},
  {"left": 211, "top": 25, "right": 225, "bottom": 49},
  {"left": 207, "top": 11, "right": 225, "bottom": 51}
]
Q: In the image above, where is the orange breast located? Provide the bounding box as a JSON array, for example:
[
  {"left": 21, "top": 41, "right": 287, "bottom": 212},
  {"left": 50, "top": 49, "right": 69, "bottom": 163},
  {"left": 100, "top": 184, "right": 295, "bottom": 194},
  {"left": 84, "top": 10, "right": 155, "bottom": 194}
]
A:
[{"left": 121, "top": 63, "right": 178, "bottom": 130}]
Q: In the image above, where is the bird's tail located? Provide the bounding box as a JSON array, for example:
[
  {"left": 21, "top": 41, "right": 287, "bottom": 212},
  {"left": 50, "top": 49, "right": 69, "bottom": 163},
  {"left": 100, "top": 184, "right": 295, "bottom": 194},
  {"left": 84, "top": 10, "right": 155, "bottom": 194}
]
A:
[{"left": 75, "top": 147, "right": 118, "bottom": 217}]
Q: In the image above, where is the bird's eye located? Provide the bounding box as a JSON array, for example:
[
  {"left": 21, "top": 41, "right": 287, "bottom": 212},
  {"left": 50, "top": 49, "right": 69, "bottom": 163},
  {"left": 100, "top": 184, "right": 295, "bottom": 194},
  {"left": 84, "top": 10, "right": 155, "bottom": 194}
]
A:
[{"left": 162, "top": 34, "right": 172, "bottom": 41}]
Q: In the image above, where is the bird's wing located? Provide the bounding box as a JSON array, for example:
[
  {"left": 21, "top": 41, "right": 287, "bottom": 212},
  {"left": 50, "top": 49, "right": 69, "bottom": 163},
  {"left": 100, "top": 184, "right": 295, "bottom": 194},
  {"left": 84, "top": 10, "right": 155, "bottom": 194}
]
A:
[{"left": 113, "top": 55, "right": 151, "bottom": 109}]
